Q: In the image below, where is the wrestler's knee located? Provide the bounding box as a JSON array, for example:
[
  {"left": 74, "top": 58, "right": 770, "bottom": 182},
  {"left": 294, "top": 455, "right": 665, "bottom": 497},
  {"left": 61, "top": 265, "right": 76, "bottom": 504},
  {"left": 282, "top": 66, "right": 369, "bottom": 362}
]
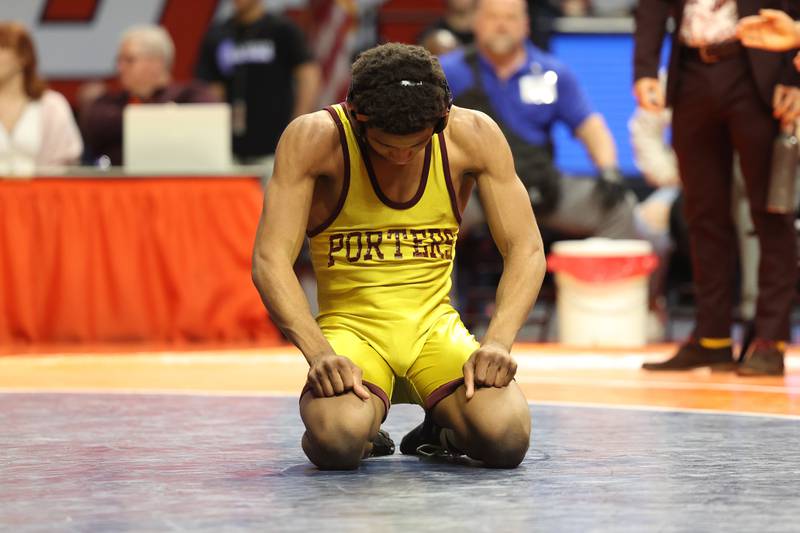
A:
[
  {"left": 463, "top": 389, "right": 531, "bottom": 468},
  {"left": 472, "top": 413, "right": 530, "bottom": 468},
  {"left": 300, "top": 393, "right": 377, "bottom": 470}
]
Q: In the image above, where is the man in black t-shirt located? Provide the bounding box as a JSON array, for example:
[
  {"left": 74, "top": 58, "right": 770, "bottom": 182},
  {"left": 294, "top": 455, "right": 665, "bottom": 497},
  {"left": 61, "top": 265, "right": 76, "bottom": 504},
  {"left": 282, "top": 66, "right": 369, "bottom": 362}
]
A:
[{"left": 195, "top": 0, "right": 320, "bottom": 161}]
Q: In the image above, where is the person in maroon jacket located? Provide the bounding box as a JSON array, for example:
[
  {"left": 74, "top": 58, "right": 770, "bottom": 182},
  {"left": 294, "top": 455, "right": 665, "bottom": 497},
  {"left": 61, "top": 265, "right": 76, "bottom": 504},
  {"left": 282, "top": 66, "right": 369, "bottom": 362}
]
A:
[
  {"left": 80, "top": 25, "right": 218, "bottom": 166},
  {"left": 634, "top": 0, "right": 800, "bottom": 376}
]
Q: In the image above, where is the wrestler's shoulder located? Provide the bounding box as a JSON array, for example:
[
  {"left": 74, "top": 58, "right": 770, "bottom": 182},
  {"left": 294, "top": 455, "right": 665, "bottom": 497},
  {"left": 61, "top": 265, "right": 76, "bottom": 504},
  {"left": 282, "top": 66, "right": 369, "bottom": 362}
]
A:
[
  {"left": 446, "top": 106, "right": 504, "bottom": 152},
  {"left": 280, "top": 110, "right": 342, "bottom": 159},
  {"left": 283, "top": 109, "right": 340, "bottom": 140}
]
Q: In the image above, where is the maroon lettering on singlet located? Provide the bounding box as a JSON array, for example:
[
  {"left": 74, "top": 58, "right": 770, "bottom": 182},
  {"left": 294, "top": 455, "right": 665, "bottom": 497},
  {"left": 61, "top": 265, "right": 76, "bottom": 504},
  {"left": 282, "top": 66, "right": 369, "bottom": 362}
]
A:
[
  {"left": 364, "top": 231, "right": 385, "bottom": 261},
  {"left": 386, "top": 229, "right": 408, "bottom": 259},
  {"left": 326, "top": 227, "right": 456, "bottom": 266},
  {"left": 410, "top": 229, "right": 429, "bottom": 258},
  {"left": 441, "top": 229, "right": 455, "bottom": 260},
  {"left": 428, "top": 228, "right": 443, "bottom": 259},
  {"left": 345, "top": 232, "right": 363, "bottom": 263},
  {"left": 328, "top": 233, "right": 344, "bottom": 267}
]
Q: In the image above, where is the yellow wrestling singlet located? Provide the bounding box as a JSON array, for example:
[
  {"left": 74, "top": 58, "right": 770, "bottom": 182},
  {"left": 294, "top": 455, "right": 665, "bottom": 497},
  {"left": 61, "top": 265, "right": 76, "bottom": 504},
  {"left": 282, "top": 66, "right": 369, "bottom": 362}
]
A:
[{"left": 306, "top": 104, "right": 479, "bottom": 411}]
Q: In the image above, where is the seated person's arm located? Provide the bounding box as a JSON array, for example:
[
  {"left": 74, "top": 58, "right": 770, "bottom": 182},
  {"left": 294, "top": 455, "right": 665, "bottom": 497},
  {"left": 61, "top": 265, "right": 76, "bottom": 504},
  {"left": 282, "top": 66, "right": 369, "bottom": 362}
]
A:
[
  {"left": 574, "top": 113, "right": 618, "bottom": 171},
  {"left": 40, "top": 91, "right": 84, "bottom": 166},
  {"left": 575, "top": 113, "right": 629, "bottom": 209},
  {"left": 463, "top": 110, "right": 546, "bottom": 351},
  {"left": 553, "top": 63, "right": 620, "bottom": 173}
]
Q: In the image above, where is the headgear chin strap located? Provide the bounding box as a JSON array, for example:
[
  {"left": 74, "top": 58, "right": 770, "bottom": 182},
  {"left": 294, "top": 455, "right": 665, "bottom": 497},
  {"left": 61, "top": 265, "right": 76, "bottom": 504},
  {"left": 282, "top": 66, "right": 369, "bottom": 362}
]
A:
[{"left": 346, "top": 78, "right": 453, "bottom": 134}]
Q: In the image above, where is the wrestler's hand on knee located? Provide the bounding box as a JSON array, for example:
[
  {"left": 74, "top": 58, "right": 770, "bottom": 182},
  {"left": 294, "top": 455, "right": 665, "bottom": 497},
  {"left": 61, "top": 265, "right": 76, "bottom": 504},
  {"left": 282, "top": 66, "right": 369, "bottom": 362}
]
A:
[
  {"left": 463, "top": 343, "right": 518, "bottom": 400},
  {"left": 307, "top": 355, "right": 371, "bottom": 401}
]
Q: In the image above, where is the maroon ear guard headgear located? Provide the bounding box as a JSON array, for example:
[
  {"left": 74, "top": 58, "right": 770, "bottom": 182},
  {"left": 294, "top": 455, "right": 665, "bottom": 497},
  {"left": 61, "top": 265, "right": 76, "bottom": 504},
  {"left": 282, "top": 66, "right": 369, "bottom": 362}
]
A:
[{"left": 346, "top": 78, "right": 453, "bottom": 134}]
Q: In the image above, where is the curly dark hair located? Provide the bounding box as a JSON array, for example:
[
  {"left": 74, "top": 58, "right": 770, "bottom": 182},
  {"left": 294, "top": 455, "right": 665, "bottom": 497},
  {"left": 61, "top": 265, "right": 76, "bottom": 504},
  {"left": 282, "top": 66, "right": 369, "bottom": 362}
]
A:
[{"left": 348, "top": 43, "right": 450, "bottom": 135}]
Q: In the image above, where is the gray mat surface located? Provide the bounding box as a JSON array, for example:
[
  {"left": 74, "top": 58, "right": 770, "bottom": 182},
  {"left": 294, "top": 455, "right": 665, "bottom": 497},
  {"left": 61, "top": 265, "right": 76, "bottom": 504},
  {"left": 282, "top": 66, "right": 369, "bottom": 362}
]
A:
[{"left": 2, "top": 393, "right": 799, "bottom": 532}]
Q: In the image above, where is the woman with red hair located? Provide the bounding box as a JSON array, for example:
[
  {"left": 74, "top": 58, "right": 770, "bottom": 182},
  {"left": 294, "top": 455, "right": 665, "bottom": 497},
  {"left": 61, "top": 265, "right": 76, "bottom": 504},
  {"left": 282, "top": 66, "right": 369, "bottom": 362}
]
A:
[{"left": 0, "top": 21, "right": 82, "bottom": 174}]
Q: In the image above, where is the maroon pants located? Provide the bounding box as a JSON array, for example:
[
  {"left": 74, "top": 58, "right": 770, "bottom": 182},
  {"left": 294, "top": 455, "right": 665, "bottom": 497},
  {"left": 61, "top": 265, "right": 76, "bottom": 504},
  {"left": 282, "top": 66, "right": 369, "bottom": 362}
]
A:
[{"left": 672, "top": 50, "right": 797, "bottom": 341}]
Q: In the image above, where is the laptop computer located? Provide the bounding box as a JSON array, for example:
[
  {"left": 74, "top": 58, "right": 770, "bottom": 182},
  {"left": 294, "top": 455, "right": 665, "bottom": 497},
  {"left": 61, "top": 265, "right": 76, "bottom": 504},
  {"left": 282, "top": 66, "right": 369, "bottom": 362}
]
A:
[{"left": 123, "top": 103, "right": 232, "bottom": 173}]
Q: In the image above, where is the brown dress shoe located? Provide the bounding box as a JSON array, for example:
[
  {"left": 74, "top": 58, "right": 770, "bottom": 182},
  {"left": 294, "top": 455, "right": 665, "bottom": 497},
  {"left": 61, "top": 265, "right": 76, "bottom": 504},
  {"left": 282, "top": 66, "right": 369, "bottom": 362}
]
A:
[
  {"left": 642, "top": 341, "right": 735, "bottom": 371},
  {"left": 737, "top": 340, "right": 785, "bottom": 376}
]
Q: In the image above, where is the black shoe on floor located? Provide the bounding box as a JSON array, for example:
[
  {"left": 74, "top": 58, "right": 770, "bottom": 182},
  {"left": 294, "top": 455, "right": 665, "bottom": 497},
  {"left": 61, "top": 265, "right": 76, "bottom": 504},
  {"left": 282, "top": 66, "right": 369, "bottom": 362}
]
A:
[
  {"left": 737, "top": 340, "right": 785, "bottom": 376},
  {"left": 400, "top": 414, "right": 462, "bottom": 458},
  {"left": 642, "top": 341, "right": 735, "bottom": 371},
  {"left": 400, "top": 414, "right": 437, "bottom": 456},
  {"left": 737, "top": 321, "right": 756, "bottom": 364},
  {"left": 369, "top": 429, "right": 395, "bottom": 457}
]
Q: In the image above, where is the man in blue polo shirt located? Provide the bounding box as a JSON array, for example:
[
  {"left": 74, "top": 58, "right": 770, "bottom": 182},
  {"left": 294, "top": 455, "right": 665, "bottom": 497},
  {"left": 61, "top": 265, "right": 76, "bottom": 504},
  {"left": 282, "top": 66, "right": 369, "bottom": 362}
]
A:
[{"left": 440, "top": 0, "right": 637, "bottom": 238}]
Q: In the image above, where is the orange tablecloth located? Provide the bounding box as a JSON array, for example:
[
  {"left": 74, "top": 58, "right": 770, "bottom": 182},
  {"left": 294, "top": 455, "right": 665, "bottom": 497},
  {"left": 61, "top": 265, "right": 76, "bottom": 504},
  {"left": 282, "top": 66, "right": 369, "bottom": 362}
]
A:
[{"left": 0, "top": 177, "right": 280, "bottom": 344}]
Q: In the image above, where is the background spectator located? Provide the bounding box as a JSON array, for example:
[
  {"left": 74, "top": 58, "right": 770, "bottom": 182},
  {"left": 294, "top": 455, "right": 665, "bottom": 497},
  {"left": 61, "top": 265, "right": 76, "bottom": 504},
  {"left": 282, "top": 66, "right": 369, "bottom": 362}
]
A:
[
  {"left": 628, "top": 89, "right": 760, "bottom": 333},
  {"left": 194, "top": 0, "right": 321, "bottom": 165},
  {"left": 420, "top": 29, "right": 463, "bottom": 56},
  {"left": 634, "top": 0, "right": 800, "bottom": 375},
  {"left": 418, "top": 0, "right": 477, "bottom": 48},
  {"left": 0, "top": 22, "right": 82, "bottom": 175},
  {"left": 526, "top": 0, "right": 560, "bottom": 49},
  {"left": 440, "top": 0, "right": 663, "bottom": 336},
  {"left": 440, "top": 0, "right": 638, "bottom": 241},
  {"left": 79, "top": 25, "right": 217, "bottom": 166}
]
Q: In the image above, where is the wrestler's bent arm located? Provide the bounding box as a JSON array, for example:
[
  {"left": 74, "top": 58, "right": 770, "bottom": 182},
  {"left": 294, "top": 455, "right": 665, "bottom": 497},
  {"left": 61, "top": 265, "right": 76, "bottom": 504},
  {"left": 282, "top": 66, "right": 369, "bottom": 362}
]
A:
[
  {"left": 252, "top": 114, "right": 337, "bottom": 364},
  {"left": 469, "top": 113, "right": 547, "bottom": 351}
]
